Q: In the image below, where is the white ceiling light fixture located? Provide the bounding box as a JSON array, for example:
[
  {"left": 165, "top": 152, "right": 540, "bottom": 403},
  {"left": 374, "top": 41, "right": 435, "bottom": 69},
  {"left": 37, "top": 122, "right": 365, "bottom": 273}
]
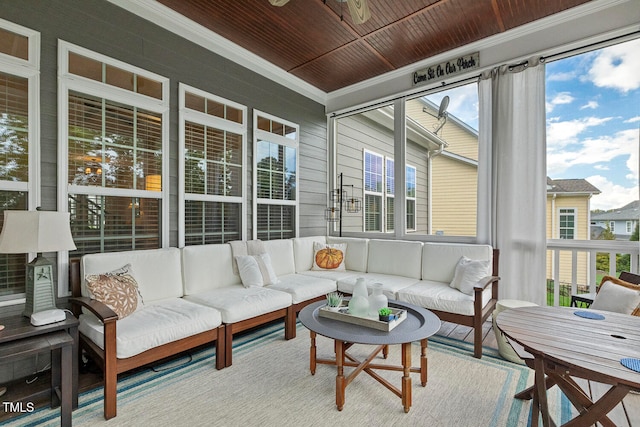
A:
[{"left": 269, "top": 0, "right": 371, "bottom": 24}]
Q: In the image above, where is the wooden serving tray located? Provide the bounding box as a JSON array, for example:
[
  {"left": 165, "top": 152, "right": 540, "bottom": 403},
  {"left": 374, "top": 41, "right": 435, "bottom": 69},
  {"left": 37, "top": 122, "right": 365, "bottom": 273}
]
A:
[{"left": 318, "top": 304, "right": 407, "bottom": 332}]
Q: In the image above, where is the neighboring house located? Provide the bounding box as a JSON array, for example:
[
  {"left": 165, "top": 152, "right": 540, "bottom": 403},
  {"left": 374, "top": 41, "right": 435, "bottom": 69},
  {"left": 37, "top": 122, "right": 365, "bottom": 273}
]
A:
[
  {"left": 591, "top": 200, "right": 640, "bottom": 240},
  {"left": 546, "top": 177, "right": 601, "bottom": 287},
  {"left": 334, "top": 98, "right": 475, "bottom": 236}
]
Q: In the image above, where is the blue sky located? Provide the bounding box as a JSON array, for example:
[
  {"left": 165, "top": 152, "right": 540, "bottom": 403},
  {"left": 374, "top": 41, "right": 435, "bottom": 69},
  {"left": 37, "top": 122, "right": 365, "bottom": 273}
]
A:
[{"left": 425, "top": 37, "right": 640, "bottom": 211}]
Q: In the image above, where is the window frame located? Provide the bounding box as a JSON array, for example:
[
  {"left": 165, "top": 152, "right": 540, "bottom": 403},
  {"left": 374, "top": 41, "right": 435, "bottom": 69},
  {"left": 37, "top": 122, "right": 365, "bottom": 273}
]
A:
[
  {"left": 363, "top": 149, "right": 384, "bottom": 232},
  {"left": 252, "top": 109, "right": 299, "bottom": 240},
  {"left": 558, "top": 207, "right": 576, "bottom": 240},
  {"left": 0, "top": 19, "right": 40, "bottom": 306},
  {"left": 406, "top": 164, "right": 417, "bottom": 231},
  {"left": 57, "top": 40, "right": 170, "bottom": 297},
  {"left": 178, "top": 83, "right": 247, "bottom": 246}
]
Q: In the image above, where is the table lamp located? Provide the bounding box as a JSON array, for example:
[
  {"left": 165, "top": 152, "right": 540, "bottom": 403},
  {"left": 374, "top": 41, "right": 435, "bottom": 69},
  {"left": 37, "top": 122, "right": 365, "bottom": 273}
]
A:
[{"left": 0, "top": 210, "right": 77, "bottom": 317}]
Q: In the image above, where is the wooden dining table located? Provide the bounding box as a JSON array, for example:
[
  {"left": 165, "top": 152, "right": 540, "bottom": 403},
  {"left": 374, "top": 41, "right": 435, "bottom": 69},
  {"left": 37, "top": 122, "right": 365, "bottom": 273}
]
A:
[{"left": 495, "top": 305, "right": 640, "bottom": 427}]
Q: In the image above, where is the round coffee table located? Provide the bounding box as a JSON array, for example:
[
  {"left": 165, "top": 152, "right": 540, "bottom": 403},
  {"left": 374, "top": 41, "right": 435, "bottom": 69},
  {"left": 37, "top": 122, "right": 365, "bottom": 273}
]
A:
[{"left": 299, "top": 299, "right": 441, "bottom": 413}]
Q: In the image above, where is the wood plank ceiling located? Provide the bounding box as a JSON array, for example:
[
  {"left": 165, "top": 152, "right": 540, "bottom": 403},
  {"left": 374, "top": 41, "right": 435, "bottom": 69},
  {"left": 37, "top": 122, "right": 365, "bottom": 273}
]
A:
[{"left": 157, "top": 0, "right": 591, "bottom": 93}]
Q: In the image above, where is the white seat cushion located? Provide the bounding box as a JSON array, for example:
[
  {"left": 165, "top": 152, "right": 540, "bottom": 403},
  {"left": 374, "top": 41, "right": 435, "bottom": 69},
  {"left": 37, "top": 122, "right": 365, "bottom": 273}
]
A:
[
  {"left": 337, "top": 274, "right": 420, "bottom": 300},
  {"left": 266, "top": 273, "right": 337, "bottom": 304},
  {"left": 78, "top": 298, "right": 222, "bottom": 359},
  {"left": 299, "top": 269, "right": 359, "bottom": 283},
  {"left": 397, "top": 280, "right": 493, "bottom": 316},
  {"left": 183, "top": 286, "right": 292, "bottom": 323}
]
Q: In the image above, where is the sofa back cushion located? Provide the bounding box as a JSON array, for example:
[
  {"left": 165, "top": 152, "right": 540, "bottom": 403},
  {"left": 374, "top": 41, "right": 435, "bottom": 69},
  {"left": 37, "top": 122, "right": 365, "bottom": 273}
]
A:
[
  {"left": 366, "top": 239, "right": 423, "bottom": 279},
  {"left": 327, "top": 236, "right": 369, "bottom": 272},
  {"left": 263, "top": 239, "right": 296, "bottom": 276},
  {"left": 81, "top": 248, "right": 183, "bottom": 303},
  {"left": 293, "top": 236, "right": 326, "bottom": 272},
  {"left": 422, "top": 243, "right": 493, "bottom": 283},
  {"left": 182, "top": 244, "right": 240, "bottom": 295}
]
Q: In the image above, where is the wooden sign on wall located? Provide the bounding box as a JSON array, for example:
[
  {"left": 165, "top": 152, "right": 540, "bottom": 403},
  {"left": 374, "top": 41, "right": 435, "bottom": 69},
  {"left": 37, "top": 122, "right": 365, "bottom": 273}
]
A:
[{"left": 412, "top": 52, "right": 480, "bottom": 86}]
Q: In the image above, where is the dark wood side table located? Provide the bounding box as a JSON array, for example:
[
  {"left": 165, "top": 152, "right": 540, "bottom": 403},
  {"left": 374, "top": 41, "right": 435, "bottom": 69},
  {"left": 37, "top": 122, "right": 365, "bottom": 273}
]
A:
[{"left": 0, "top": 313, "right": 79, "bottom": 426}]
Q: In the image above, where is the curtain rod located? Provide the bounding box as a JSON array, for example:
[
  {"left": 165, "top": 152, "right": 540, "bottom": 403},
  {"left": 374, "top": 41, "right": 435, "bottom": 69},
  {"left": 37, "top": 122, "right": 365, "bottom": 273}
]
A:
[
  {"left": 541, "top": 30, "right": 640, "bottom": 63},
  {"left": 329, "top": 76, "right": 480, "bottom": 119}
]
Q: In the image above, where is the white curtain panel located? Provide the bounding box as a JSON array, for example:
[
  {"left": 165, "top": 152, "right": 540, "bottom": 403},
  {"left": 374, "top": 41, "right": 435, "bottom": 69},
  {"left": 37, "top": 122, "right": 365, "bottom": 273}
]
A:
[{"left": 478, "top": 58, "right": 547, "bottom": 305}]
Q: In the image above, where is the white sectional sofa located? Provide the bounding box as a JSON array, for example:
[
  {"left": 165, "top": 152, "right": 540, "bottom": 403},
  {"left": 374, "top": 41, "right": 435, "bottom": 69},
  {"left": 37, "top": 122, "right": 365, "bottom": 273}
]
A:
[{"left": 70, "top": 235, "right": 498, "bottom": 420}]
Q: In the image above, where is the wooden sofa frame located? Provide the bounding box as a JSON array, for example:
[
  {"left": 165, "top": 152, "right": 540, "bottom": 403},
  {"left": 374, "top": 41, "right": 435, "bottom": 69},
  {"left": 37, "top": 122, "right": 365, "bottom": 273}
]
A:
[
  {"left": 69, "top": 259, "right": 226, "bottom": 420},
  {"left": 429, "top": 249, "right": 500, "bottom": 359}
]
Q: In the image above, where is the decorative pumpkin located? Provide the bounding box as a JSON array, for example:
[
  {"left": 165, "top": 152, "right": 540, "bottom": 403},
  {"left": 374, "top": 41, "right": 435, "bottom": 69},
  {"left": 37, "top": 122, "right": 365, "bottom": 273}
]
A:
[{"left": 315, "top": 247, "right": 344, "bottom": 270}]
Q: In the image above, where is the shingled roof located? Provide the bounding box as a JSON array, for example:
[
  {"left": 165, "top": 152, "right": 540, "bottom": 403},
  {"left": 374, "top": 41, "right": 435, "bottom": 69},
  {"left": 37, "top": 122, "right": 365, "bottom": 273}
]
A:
[
  {"left": 547, "top": 177, "right": 601, "bottom": 195},
  {"left": 591, "top": 200, "right": 640, "bottom": 221}
]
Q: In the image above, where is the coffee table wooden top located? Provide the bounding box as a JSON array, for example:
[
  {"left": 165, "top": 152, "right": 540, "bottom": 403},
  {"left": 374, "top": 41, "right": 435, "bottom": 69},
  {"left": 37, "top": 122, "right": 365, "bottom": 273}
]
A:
[
  {"left": 496, "top": 305, "right": 640, "bottom": 389},
  {"left": 299, "top": 300, "right": 441, "bottom": 345}
]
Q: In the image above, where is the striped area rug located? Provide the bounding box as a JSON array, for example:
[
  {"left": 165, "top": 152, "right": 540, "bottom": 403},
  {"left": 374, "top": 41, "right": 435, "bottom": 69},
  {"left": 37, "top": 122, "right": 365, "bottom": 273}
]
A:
[{"left": 5, "top": 323, "right": 567, "bottom": 427}]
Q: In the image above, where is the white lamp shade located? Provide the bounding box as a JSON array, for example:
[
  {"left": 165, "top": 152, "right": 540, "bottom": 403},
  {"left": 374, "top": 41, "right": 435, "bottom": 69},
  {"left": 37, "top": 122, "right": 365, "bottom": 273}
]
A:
[{"left": 0, "top": 210, "right": 77, "bottom": 254}]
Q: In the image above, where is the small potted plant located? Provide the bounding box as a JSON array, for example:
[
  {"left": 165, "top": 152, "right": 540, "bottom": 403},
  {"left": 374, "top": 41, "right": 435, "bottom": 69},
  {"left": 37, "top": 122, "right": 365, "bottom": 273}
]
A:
[
  {"left": 325, "top": 292, "right": 343, "bottom": 311},
  {"left": 378, "top": 307, "right": 396, "bottom": 322}
]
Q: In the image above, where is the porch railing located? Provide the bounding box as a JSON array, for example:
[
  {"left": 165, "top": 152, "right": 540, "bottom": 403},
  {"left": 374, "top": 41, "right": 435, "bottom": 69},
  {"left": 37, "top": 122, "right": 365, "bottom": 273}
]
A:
[{"left": 546, "top": 238, "right": 640, "bottom": 306}]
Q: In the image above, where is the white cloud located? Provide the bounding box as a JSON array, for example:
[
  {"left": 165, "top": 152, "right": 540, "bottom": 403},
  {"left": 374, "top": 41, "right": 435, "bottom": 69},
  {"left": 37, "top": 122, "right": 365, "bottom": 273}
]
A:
[
  {"left": 546, "top": 92, "right": 574, "bottom": 113},
  {"left": 594, "top": 164, "right": 609, "bottom": 171},
  {"left": 587, "top": 175, "right": 639, "bottom": 210},
  {"left": 547, "top": 71, "right": 577, "bottom": 82},
  {"left": 626, "top": 116, "right": 640, "bottom": 123},
  {"left": 547, "top": 128, "right": 639, "bottom": 177},
  {"left": 546, "top": 116, "right": 612, "bottom": 149},
  {"left": 580, "top": 101, "right": 598, "bottom": 110},
  {"left": 587, "top": 38, "right": 640, "bottom": 93}
]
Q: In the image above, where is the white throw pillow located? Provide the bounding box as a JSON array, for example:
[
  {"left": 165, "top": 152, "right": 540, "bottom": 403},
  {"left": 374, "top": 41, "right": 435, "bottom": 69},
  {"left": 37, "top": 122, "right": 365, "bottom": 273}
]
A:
[
  {"left": 449, "top": 256, "right": 490, "bottom": 296},
  {"left": 591, "top": 279, "right": 640, "bottom": 315},
  {"left": 312, "top": 242, "right": 347, "bottom": 271},
  {"left": 235, "top": 253, "right": 279, "bottom": 288}
]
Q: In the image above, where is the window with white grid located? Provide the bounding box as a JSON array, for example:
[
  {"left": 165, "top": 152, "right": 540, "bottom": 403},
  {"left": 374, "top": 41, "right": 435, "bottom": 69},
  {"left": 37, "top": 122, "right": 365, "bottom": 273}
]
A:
[
  {"left": 179, "top": 84, "right": 246, "bottom": 245},
  {"left": 254, "top": 111, "right": 298, "bottom": 240},
  {"left": 59, "top": 41, "right": 169, "bottom": 263},
  {"left": 0, "top": 20, "right": 39, "bottom": 302}
]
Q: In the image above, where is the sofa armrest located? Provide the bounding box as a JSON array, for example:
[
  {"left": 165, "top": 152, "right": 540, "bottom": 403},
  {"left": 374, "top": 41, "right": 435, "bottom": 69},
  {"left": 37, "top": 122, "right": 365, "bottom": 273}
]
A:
[
  {"left": 474, "top": 275, "right": 500, "bottom": 291},
  {"left": 69, "top": 297, "right": 119, "bottom": 323}
]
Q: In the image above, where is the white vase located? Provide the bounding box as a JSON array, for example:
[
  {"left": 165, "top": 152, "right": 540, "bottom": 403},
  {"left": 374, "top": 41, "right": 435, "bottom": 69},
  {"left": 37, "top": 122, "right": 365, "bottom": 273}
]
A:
[
  {"left": 368, "top": 283, "right": 388, "bottom": 317},
  {"left": 348, "top": 277, "right": 370, "bottom": 317}
]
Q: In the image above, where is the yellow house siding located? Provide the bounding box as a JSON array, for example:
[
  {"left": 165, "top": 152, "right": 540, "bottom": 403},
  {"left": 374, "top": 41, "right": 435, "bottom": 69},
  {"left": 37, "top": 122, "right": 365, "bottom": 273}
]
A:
[
  {"left": 429, "top": 154, "right": 477, "bottom": 237},
  {"left": 546, "top": 195, "right": 593, "bottom": 288}
]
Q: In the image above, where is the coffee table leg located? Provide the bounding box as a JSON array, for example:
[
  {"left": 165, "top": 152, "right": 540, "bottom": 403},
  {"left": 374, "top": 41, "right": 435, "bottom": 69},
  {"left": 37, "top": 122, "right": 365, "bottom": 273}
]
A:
[
  {"left": 421, "top": 339, "right": 428, "bottom": 386},
  {"left": 402, "top": 342, "right": 412, "bottom": 413},
  {"left": 336, "top": 340, "right": 345, "bottom": 411},
  {"left": 310, "top": 331, "right": 316, "bottom": 375}
]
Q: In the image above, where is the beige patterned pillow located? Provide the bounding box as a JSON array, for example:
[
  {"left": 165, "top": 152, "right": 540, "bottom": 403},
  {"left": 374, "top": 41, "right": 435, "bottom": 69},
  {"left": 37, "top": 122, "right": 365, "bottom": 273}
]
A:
[{"left": 86, "top": 265, "right": 143, "bottom": 319}]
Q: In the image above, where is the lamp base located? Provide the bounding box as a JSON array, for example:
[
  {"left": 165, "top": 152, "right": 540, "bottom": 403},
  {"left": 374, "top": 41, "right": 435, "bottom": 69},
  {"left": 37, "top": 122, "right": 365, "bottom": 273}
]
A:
[{"left": 22, "top": 255, "right": 57, "bottom": 318}]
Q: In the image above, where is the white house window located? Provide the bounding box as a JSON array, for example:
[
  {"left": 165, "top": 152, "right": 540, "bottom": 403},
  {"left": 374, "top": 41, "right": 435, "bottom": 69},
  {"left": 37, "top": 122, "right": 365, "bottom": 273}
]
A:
[
  {"left": 179, "top": 84, "right": 246, "bottom": 245},
  {"left": 406, "top": 165, "right": 417, "bottom": 231},
  {"left": 610, "top": 221, "right": 615, "bottom": 232},
  {"left": 253, "top": 111, "right": 298, "bottom": 240},
  {"left": 364, "top": 150, "right": 383, "bottom": 232},
  {"left": 559, "top": 208, "right": 576, "bottom": 239},
  {"left": 0, "top": 20, "right": 39, "bottom": 302},
  {"left": 385, "top": 157, "right": 394, "bottom": 232},
  {"left": 59, "top": 42, "right": 169, "bottom": 263},
  {"left": 383, "top": 158, "right": 416, "bottom": 232},
  {"left": 626, "top": 221, "right": 633, "bottom": 234}
]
